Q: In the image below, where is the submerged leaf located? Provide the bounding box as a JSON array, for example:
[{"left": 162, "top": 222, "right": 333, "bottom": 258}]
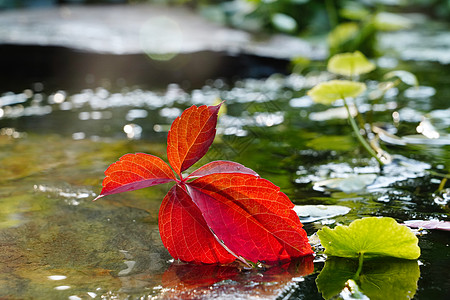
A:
[
  {"left": 328, "top": 51, "right": 375, "bottom": 77},
  {"left": 317, "top": 217, "right": 420, "bottom": 259},
  {"left": 307, "top": 80, "right": 366, "bottom": 105}
]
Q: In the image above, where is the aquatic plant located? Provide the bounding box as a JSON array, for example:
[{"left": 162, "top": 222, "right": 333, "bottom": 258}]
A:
[
  {"left": 307, "top": 51, "right": 418, "bottom": 166},
  {"left": 95, "top": 102, "right": 313, "bottom": 265},
  {"left": 316, "top": 217, "right": 421, "bottom": 299}
]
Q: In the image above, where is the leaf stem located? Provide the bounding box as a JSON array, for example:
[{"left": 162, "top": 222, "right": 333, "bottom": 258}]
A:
[
  {"left": 343, "top": 98, "right": 384, "bottom": 165},
  {"left": 354, "top": 251, "right": 365, "bottom": 280}
]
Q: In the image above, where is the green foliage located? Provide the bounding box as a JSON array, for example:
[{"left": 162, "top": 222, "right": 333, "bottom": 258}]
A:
[
  {"left": 316, "top": 257, "right": 420, "bottom": 300},
  {"left": 317, "top": 217, "right": 420, "bottom": 260},
  {"left": 327, "top": 51, "right": 376, "bottom": 77},
  {"left": 307, "top": 80, "right": 366, "bottom": 105},
  {"left": 306, "top": 51, "right": 420, "bottom": 165}
]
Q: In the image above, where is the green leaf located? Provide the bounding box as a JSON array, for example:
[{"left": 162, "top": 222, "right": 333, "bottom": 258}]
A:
[
  {"left": 316, "top": 257, "right": 420, "bottom": 300},
  {"left": 307, "top": 80, "right": 366, "bottom": 105},
  {"left": 327, "top": 22, "right": 359, "bottom": 49},
  {"left": 317, "top": 217, "right": 420, "bottom": 259},
  {"left": 328, "top": 51, "right": 376, "bottom": 76}
]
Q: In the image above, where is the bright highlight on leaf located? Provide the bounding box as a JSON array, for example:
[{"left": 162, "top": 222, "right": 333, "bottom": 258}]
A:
[
  {"left": 328, "top": 51, "right": 375, "bottom": 77},
  {"left": 95, "top": 102, "right": 313, "bottom": 265},
  {"left": 307, "top": 80, "right": 366, "bottom": 105},
  {"left": 317, "top": 217, "right": 420, "bottom": 260}
]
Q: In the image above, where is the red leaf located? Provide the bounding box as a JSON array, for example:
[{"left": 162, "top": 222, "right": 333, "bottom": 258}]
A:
[
  {"left": 158, "top": 185, "right": 237, "bottom": 264},
  {"left": 167, "top": 103, "right": 221, "bottom": 177},
  {"left": 188, "top": 160, "right": 258, "bottom": 178},
  {"left": 187, "top": 173, "right": 313, "bottom": 263},
  {"left": 94, "top": 153, "right": 176, "bottom": 200}
]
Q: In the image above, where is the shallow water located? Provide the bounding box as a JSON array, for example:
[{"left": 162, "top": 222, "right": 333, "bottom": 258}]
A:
[{"left": 0, "top": 57, "right": 449, "bottom": 299}]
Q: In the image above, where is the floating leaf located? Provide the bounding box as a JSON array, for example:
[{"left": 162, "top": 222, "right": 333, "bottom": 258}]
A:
[
  {"left": 317, "top": 217, "right": 420, "bottom": 259},
  {"left": 404, "top": 220, "right": 450, "bottom": 231},
  {"left": 384, "top": 70, "right": 418, "bottom": 86},
  {"left": 294, "top": 205, "right": 351, "bottom": 223},
  {"left": 314, "top": 174, "right": 377, "bottom": 193},
  {"left": 316, "top": 257, "right": 420, "bottom": 300},
  {"left": 307, "top": 80, "right": 366, "bottom": 105},
  {"left": 328, "top": 51, "right": 375, "bottom": 77}
]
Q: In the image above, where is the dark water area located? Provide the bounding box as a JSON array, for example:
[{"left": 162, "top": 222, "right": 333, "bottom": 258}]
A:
[
  {"left": 1, "top": 32, "right": 450, "bottom": 300},
  {"left": 0, "top": 44, "right": 290, "bottom": 94}
]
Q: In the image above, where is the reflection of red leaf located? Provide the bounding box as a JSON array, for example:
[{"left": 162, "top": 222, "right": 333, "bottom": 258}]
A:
[
  {"left": 96, "top": 103, "right": 313, "bottom": 265},
  {"left": 162, "top": 263, "right": 239, "bottom": 289},
  {"left": 188, "top": 173, "right": 313, "bottom": 263},
  {"left": 161, "top": 256, "right": 314, "bottom": 299},
  {"left": 159, "top": 185, "right": 236, "bottom": 264},
  {"left": 94, "top": 153, "right": 176, "bottom": 200},
  {"left": 167, "top": 103, "right": 221, "bottom": 177}
]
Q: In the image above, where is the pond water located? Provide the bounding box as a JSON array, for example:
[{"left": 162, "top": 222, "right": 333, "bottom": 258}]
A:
[{"left": 1, "top": 50, "right": 449, "bottom": 299}]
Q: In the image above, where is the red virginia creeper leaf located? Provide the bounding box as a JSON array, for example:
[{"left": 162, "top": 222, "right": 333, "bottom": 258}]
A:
[
  {"left": 167, "top": 103, "right": 221, "bottom": 177},
  {"left": 187, "top": 173, "right": 313, "bottom": 263},
  {"left": 188, "top": 160, "right": 259, "bottom": 179},
  {"left": 158, "top": 185, "right": 237, "bottom": 264},
  {"left": 94, "top": 153, "right": 176, "bottom": 200}
]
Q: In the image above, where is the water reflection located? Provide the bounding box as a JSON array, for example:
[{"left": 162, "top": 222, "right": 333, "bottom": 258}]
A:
[
  {"left": 160, "top": 255, "right": 314, "bottom": 299},
  {"left": 316, "top": 257, "right": 420, "bottom": 300}
]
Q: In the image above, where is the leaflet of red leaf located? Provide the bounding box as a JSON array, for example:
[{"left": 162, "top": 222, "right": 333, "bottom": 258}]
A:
[
  {"left": 94, "top": 153, "right": 176, "bottom": 200},
  {"left": 188, "top": 160, "right": 258, "bottom": 179},
  {"left": 187, "top": 173, "right": 313, "bottom": 263},
  {"left": 158, "top": 185, "right": 237, "bottom": 264},
  {"left": 167, "top": 103, "right": 221, "bottom": 177}
]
